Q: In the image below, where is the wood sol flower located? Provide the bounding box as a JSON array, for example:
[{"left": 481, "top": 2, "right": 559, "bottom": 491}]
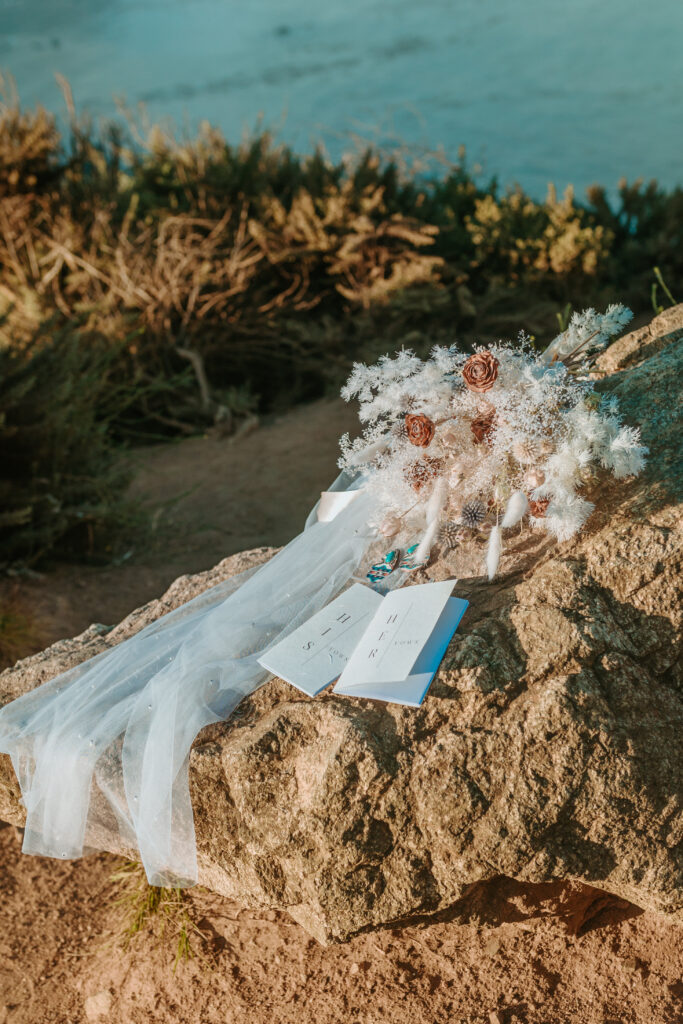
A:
[
  {"left": 462, "top": 351, "right": 499, "bottom": 393},
  {"left": 470, "top": 409, "right": 496, "bottom": 445},
  {"left": 405, "top": 456, "right": 443, "bottom": 492},
  {"left": 528, "top": 498, "right": 550, "bottom": 518},
  {"left": 405, "top": 413, "right": 435, "bottom": 447}
]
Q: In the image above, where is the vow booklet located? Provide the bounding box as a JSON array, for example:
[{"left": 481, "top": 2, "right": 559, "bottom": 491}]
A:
[
  {"left": 258, "top": 579, "right": 468, "bottom": 707},
  {"left": 333, "top": 580, "right": 468, "bottom": 707},
  {"left": 257, "top": 583, "right": 383, "bottom": 696}
]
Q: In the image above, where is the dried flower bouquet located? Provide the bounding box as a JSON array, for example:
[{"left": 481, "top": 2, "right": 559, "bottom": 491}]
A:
[{"left": 339, "top": 305, "right": 646, "bottom": 580}]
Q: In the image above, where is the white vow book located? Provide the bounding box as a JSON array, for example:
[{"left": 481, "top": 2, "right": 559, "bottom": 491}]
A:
[
  {"left": 257, "top": 583, "right": 383, "bottom": 696},
  {"left": 333, "top": 579, "right": 468, "bottom": 707},
  {"left": 259, "top": 579, "right": 467, "bottom": 707}
]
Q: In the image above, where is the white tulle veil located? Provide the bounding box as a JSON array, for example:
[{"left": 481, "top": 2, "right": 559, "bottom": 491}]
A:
[{"left": 0, "top": 471, "right": 377, "bottom": 886}]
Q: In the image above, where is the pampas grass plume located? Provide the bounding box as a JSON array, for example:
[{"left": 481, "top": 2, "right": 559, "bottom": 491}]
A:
[
  {"left": 426, "top": 477, "right": 447, "bottom": 523},
  {"left": 413, "top": 478, "right": 448, "bottom": 563},
  {"left": 501, "top": 490, "right": 528, "bottom": 527},
  {"left": 486, "top": 525, "right": 502, "bottom": 580},
  {"left": 414, "top": 518, "right": 440, "bottom": 565}
]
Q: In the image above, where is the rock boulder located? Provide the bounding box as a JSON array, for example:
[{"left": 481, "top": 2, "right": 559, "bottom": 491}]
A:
[{"left": 1, "top": 308, "right": 682, "bottom": 942}]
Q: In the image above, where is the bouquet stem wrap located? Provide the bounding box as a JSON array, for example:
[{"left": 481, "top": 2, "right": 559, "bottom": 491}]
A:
[{"left": 0, "top": 473, "right": 375, "bottom": 887}]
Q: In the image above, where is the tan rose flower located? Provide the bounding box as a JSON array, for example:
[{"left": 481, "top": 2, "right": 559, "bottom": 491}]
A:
[
  {"left": 470, "top": 409, "right": 496, "bottom": 445},
  {"left": 405, "top": 413, "right": 435, "bottom": 448},
  {"left": 462, "top": 351, "right": 499, "bottom": 393}
]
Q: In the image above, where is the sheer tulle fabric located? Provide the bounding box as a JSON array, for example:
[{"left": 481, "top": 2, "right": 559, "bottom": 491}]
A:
[{"left": 0, "top": 474, "right": 375, "bottom": 886}]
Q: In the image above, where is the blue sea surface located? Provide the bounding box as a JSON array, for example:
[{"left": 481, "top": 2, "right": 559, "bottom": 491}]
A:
[{"left": 1, "top": 0, "right": 681, "bottom": 197}]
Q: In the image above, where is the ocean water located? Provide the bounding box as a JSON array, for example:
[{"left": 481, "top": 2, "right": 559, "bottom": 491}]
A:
[{"left": 1, "top": 0, "right": 681, "bottom": 198}]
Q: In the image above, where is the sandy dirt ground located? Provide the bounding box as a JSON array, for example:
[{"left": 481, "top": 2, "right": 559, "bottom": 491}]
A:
[
  {"left": 1, "top": 824, "right": 682, "bottom": 1024},
  {"left": 2, "top": 397, "right": 682, "bottom": 1023},
  {"left": 7, "top": 398, "right": 359, "bottom": 648}
]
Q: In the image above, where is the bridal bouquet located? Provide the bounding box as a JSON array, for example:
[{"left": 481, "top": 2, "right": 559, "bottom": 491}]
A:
[{"left": 339, "top": 305, "right": 647, "bottom": 581}]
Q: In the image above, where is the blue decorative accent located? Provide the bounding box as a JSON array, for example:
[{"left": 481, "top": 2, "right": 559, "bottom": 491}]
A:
[
  {"left": 399, "top": 543, "right": 427, "bottom": 572},
  {"left": 366, "top": 548, "right": 400, "bottom": 584}
]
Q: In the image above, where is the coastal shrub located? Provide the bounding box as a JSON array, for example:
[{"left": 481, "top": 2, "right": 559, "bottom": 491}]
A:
[
  {"left": 0, "top": 90, "right": 60, "bottom": 197},
  {"left": 465, "top": 185, "right": 613, "bottom": 279},
  {"left": 0, "top": 87, "right": 681, "bottom": 563},
  {"left": 0, "top": 321, "right": 136, "bottom": 566}
]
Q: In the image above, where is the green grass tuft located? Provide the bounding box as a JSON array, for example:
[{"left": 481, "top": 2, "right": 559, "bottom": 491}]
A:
[{"left": 109, "top": 860, "right": 211, "bottom": 972}]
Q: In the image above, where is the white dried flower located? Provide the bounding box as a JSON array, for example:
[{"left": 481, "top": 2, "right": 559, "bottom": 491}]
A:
[
  {"left": 543, "top": 497, "right": 595, "bottom": 542},
  {"left": 541, "top": 303, "right": 633, "bottom": 369},
  {"left": 379, "top": 516, "right": 401, "bottom": 538},
  {"left": 501, "top": 490, "right": 528, "bottom": 527},
  {"left": 524, "top": 468, "right": 546, "bottom": 489},
  {"left": 512, "top": 438, "right": 540, "bottom": 464},
  {"left": 602, "top": 426, "right": 648, "bottom": 478},
  {"left": 486, "top": 524, "right": 502, "bottom": 580}
]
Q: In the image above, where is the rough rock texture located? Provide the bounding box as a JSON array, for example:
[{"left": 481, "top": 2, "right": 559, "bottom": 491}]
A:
[{"left": 1, "top": 308, "right": 682, "bottom": 943}]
